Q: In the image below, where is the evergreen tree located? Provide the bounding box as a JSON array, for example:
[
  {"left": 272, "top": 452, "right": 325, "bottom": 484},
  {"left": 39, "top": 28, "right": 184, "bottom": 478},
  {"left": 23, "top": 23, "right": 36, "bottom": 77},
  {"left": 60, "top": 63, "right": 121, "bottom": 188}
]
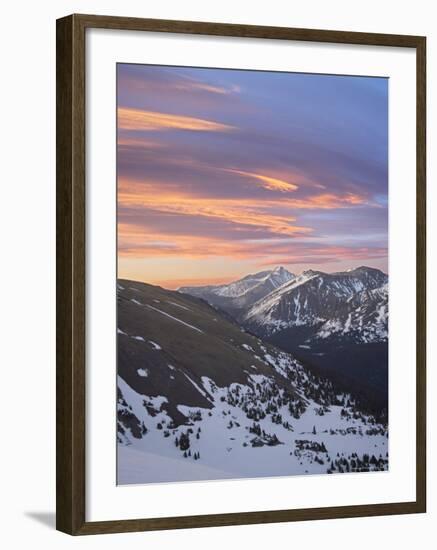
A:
[{"left": 179, "top": 432, "right": 190, "bottom": 451}]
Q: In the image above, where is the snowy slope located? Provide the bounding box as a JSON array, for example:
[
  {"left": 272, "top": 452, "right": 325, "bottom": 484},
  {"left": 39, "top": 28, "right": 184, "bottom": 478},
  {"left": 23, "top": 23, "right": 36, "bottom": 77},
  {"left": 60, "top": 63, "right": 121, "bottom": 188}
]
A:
[
  {"left": 243, "top": 266, "right": 388, "bottom": 344},
  {"left": 178, "top": 266, "right": 295, "bottom": 314},
  {"left": 117, "top": 279, "right": 388, "bottom": 485},
  {"left": 313, "top": 283, "right": 388, "bottom": 344}
]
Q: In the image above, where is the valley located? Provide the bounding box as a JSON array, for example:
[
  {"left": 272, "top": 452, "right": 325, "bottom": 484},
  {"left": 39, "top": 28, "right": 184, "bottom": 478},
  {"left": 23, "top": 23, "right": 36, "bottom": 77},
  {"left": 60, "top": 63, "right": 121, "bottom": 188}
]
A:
[
  {"left": 117, "top": 269, "right": 389, "bottom": 484},
  {"left": 181, "top": 265, "right": 388, "bottom": 415}
]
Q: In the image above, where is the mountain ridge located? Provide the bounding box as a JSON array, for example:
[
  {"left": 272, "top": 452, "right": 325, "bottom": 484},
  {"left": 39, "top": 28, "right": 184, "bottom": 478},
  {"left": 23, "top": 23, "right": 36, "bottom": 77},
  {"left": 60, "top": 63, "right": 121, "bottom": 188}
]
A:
[
  {"left": 243, "top": 265, "right": 388, "bottom": 342},
  {"left": 178, "top": 265, "right": 388, "bottom": 346},
  {"left": 178, "top": 266, "right": 296, "bottom": 315},
  {"left": 117, "top": 279, "right": 388, "bottom": 484},
  {"left": 177, "top": 265, "right": 389, "bottom": 413}
]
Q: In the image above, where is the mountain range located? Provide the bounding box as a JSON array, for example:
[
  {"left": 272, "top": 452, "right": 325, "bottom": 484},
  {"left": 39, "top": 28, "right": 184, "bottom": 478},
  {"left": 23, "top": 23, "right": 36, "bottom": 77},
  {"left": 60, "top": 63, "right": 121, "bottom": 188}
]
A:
[
  {"left": 117, "top": 275, "right": 388, "bottom": 484},
  {"left": 180, "top": 266, "right": 388, "bottom": 412},
  {"left": 180, "top": 266, "right": 388, "bottom": 344},
  {"left": 179, "top": 265, "right": 295, "bottom": 316}
]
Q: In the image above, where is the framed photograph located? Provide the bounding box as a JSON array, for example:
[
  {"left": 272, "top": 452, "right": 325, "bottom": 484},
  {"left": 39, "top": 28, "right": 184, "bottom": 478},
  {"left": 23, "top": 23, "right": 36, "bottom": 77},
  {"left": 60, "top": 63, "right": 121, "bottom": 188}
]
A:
[{"left": 56, "top": 14, "right": 426, "bottom": 535}]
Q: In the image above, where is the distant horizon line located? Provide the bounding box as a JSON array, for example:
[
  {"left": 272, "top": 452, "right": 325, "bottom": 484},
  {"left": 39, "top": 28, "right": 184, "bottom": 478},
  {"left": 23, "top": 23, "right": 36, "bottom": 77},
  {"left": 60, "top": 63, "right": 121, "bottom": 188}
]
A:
[{"left": 118, "top": 263, "right": 388, "bottom": 291}]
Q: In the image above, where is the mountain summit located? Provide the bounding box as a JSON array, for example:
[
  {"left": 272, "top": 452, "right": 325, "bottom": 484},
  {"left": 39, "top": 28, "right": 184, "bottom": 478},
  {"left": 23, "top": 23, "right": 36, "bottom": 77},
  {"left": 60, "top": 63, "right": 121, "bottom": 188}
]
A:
[
  {"left": 179, "top": 266, "right": 295, "bottom": 315},
  {"left": 243, "top": 266, "right": 388, "bottom": 342},
  {"left": 180, "top": 266, "right": 387, "bottom": 343},
  {"left": 180, "top": 265, "right": 388, "bottom": 410},
  {"left": 117, "top": 279, "right": 388, "bottom": 484}
]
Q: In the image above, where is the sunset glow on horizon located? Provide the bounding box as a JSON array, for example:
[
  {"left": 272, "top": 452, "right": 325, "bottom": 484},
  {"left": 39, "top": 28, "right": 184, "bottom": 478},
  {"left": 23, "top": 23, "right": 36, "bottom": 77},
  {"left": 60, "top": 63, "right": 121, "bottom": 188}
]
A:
[{"left": 117, "top": 64, "right": 388, "bottom": 289}]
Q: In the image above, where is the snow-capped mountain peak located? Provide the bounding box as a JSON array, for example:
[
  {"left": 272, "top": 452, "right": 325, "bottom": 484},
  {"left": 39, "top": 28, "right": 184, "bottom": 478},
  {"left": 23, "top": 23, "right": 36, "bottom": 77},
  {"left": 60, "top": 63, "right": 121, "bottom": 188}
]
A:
[
  {"left": 179, "top": 267, "right": 295, "bottom": 314},
  {"left": 213, "top": 266, "right": 295, "bottom": 298},
  {"left": 267, "top": 266, "right": 296, "bottom": 287},
  {"left": 301, "top": 269, "right": 323, "bottom": 278},
  {"left": 179, "top": 265, "right": 388, "bottom": 351},
  {"left": 117, "top": 279, "right": 388, "bottom": 484},
  {"left": 271, "top": 265, "right": 293, "bottom": 280},
  {"left": 243, "top": 266, "right": 388, "bottom": 342}
]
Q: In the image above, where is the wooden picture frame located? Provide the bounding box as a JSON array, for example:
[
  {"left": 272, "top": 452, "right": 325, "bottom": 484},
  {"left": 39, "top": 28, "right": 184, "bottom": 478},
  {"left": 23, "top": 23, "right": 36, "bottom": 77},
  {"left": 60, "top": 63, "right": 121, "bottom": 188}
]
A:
[{"left": 56, "top": 13, "right": 426, "bottom": 535}]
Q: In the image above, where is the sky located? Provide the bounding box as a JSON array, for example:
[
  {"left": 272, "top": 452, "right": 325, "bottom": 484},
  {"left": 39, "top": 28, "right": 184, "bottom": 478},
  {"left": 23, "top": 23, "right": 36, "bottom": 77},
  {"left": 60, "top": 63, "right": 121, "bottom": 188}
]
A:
[{"left": 117, "top": 63, "right": 388, "bottom": 289}]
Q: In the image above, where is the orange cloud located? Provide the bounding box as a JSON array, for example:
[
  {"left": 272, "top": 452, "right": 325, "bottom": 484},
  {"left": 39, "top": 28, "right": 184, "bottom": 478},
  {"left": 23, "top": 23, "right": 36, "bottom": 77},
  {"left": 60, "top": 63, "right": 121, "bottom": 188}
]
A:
[
  {"left": 117, "top": 136, "right": 165, "bottom": 148},
  {"left": 257, "top": 248, "right": 388, "bottom": 268},
  {"left": 223, "top": 169, "right": 299, "bottom": 192},
  {"left": 117, "top": 228, "right": 261, "bottom": 259},
  {"left": 119, "top": 179, "right": 367, "bottom": 214},
  {"left": 280, "top": 192, "right": 368, "bottom": 209},
  {"left": 117, "top": 222, "right": 387, "bottom": 266},
  {"left": 117, "top": 179, "right": 370, "bottom": 263},
  {"left": 174, "top": 79, "right": 241, "bottom": 95},
  {"left": 118, "top": 183, "right": 310, "bottom": 238},
  {"left": 118, "top": 107, "right": 236, "bottom": 132}
]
